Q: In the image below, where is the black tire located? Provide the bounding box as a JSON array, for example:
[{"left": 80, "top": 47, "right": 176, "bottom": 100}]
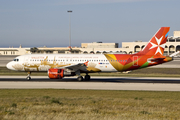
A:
[
  {"left": 26, "top": 77, "right": 31, "bottom": 80},
  {"left": 77, "top": 76, "right": 83, "bottom": 81},
  {"left": 85, "top": 75, "right": 90, "bottom": 80}
]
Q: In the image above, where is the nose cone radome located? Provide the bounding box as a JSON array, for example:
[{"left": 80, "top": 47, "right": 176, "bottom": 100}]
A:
[{"left": 6, "top": 62, "right": 15, "bottom": 70}]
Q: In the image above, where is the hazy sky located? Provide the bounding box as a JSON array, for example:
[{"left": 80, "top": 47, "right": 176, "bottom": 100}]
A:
[{"left": 0, "top": 0, "right": 179, "bottom": 48}]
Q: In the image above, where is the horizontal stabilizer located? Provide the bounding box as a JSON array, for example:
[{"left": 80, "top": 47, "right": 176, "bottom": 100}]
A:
[
  {"left": 147, "top": 58, "right": 165, "bottom": 62},
  {"left": 148, "top": 58, "right": 165, "bottom": 61},
  {"left": 170, "top": 51, "right": 180, "bottom": 57}
]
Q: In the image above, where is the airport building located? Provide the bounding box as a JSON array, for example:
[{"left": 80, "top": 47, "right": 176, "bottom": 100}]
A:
[
  {"left": 1, "top": 31, "right": 180, "bottom": 56},
  {"left": 125, "top": 31, "right": 180, "bottom": 56},
  {"left": 0, "top": 44, "right": 31, "bottom": 55}
]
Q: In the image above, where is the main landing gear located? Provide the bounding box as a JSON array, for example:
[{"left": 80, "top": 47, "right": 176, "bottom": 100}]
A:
[
  {"left": 84, "top": 74, "right": 90, "bottom": 80},
  {"left": 77, "top": 73, "right": 91, "bottom": 81},
  {"left": 77, "top": 76, "right": 83, "bottom": 81},
  {"left": 26, "top": 72, "right": 31, "bottom": 80}
]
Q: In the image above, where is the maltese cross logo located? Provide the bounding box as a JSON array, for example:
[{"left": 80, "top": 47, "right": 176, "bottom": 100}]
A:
[{"left": 149, "top": 36, "right": 165, "bottom": 55}]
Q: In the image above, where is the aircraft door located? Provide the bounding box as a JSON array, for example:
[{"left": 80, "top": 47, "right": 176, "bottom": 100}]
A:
[
  {"left": 133, "top": 56, "right": 138, "bottom": 66},
  {"left": 25, "top": 56, "right": 29, "bottom": 62}
]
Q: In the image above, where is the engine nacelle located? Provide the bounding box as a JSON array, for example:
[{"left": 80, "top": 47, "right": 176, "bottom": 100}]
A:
[{"left": 48, "top": 68, "right": 75, "bottom": 79}]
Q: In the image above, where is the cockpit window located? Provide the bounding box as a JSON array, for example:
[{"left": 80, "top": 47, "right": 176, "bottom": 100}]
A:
[{"left": 13, "top": 59, "right": 19, "bottom": 62}]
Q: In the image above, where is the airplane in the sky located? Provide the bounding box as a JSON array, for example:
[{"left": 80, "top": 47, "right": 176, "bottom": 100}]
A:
[{"left": 6, "top": 27, "right": 172, "bottom": 81}]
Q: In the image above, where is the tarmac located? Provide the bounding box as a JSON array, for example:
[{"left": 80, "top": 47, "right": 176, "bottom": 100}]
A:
[{"left": 0, "top": 76, "right": 180, "bottom": 91}]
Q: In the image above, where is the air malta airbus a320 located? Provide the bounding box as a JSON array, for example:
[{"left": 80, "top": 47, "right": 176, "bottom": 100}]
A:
[{"left": 7, "top": 27, "right": 172, "bottom": 81}]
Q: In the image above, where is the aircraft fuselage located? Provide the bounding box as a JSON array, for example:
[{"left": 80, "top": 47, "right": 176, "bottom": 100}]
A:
[{"left": 6, "top": 53, "right": 172, "bottom": 73}]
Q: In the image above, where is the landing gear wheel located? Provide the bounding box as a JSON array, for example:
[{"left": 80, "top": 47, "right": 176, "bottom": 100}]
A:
[
  {"left": 26, "top": 72, "right": 31, "bottom": 80},
  {"left": 84, "top": 75, "right": 90, "bottom": 80},
  {"left": 77, "top": 76, "right": 83, "bottom": 81},
  {"left": 26, "top": 76, "right": 31, "bottom": 80}
]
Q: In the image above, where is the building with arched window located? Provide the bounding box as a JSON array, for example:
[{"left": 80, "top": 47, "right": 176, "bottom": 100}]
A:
[
  {"left": 120, "top": 31, "right": 180, "bottom": 55},
  {"left": 1, "top": 31, "right": 180, "bottom": 56},
  {"left": 121, "top": 36, "right": 180, "bottom": 55}
]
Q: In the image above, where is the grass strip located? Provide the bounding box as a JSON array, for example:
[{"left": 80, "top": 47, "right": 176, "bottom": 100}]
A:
[{"left": 0, "top": 89, "right": 180, "bottom": 119}]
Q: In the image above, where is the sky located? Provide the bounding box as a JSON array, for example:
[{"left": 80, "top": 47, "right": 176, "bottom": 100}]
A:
[{"left": 0, "top": 0, "right": 179, "bottom": 48}]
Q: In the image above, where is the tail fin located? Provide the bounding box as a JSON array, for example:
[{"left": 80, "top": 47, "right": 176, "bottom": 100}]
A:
[{"left": 137, "top": 27, "right": 170, "bottom": 56}]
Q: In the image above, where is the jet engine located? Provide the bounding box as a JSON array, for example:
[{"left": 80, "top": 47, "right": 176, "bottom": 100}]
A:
[{"left": 48, "top": 68, "right": 75, "bottom": 79}]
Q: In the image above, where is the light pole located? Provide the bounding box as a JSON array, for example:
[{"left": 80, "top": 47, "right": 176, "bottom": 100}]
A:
[{"left": 67, "top": 10, "right": 72, "bottom": 50}]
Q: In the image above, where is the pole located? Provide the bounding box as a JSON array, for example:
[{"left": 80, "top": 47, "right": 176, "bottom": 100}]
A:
[{"left": 67, "top": 10, "right": 72, "bottom": 48}]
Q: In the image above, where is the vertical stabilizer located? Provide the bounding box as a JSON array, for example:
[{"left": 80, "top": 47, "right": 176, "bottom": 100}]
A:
[{"left": 137, "top": 27, "right": 170, "bottom": 56}]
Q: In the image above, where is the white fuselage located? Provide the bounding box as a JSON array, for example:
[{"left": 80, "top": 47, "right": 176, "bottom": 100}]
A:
[{"left": 6, "top": 54, "right": 117, "bottom": 72}]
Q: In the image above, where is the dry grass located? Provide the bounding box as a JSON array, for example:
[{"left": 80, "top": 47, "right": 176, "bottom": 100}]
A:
[{"left": 0, "top": 89, "right": 180, "bottom": 119}]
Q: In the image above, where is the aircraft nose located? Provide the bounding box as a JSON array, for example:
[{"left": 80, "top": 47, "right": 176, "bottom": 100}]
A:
[{"left": 6, "top": 62, "right": 14, "bottom": 70}]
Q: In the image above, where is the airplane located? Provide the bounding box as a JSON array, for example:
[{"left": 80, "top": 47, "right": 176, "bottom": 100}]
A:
[{"left": 6, "top": 27, "right": 172, "bottom": 81}]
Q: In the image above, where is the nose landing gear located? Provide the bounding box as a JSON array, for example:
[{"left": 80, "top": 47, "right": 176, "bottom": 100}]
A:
[{"left": 26, "top": 72, "right": 31, "bottom": 80}]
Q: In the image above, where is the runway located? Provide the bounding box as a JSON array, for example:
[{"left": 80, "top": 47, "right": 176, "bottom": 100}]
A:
[{"left": 1, "top": 76, "right": 180, "bottom": 91}]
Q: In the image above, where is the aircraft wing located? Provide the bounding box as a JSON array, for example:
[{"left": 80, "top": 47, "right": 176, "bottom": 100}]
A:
[{"left": 56, "top": 63, "right": 87, "bottom": 72}]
